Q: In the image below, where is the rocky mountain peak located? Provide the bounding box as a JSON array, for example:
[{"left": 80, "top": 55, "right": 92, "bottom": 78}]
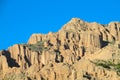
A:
[
  {"left": 60, "top": 18, "right": 87, "bottom": 31},
  {"left": 1, "top": 18, "right": 120, "bottom": 80},
  {"left": 69, "top": 18, "right": 84, "bottom": 23}
]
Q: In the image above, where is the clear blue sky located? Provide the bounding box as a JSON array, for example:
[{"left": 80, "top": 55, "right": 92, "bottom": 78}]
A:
[{"left": 0, "top": 0, "right": 120, "bottom": 50}]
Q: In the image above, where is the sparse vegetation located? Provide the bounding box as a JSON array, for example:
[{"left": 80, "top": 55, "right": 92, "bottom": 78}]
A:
[
  {"left": 26, "top": 41, "right": 49, "bottom": 53},
  {"left": 109, "top": 40, "right": 115, "bottom": 45},
  {"left": 4, "top": 72, "right": 27, "bottom": 80},
  {"left": 92, "top": 60, "right": 120, "bottom": 76}
]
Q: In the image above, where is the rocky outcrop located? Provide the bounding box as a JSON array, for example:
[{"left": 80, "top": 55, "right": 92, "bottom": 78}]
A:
[
  {"left": 0, "top": 50, "right": 8, "bottom": 72},
  {"left": 1, "top": 18, "right": 120, "bottom": 80}
]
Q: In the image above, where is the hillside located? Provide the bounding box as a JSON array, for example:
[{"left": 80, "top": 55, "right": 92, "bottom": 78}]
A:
[{"left": 0, "top": 18, "right": 120, "bottom": 80}]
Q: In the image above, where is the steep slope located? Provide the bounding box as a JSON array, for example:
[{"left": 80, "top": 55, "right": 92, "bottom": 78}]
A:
[{"left": 0, "top": 18, "right": 120, "bottom": 80}]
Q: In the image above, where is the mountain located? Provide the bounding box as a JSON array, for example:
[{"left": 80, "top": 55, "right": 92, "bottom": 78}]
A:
[{"left": 0, "top": 18, "right": 120, "bottom": 80}]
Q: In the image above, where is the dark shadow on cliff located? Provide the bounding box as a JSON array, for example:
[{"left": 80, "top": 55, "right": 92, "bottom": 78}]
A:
[
  {"left": 2, "top": 50, "right": 20, "bottom": 68},
  {"left": 23, "top": 46, "right": 31, "bottom": 67},
  {"left": 101, "top": 41, "right": 109, "bottom": 48}
]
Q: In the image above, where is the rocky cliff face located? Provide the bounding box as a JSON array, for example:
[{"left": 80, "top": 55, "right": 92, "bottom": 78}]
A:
[{"left": 0, "top": 18, "right": 120, "bottom": 80}]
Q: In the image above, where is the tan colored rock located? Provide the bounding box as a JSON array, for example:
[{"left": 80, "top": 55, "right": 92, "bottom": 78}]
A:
[
  {"left": 0, "top": 51, "right": 8, "bottom": 72},
  {"left": 108, "top": 22, "right": 120, "bottom": 41},
  {"left": 27, "top": 34, "right": 43, "bottom": 44},
  {"left": 1, "top": 18, "right": 120, "bottom": 80}
]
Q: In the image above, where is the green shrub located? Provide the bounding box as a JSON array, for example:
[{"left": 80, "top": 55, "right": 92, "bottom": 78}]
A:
[
  {"left": 27, "top": 41, "right": 50, "bottom": 53},
  {"left": 92, "top": 60, "right": 120, "bottom": 76},
  {"left": 4, "top": 72, "right": 27, "bottom": 80},
  {"left": 27, "top": 41, "right": 44, "bottom": 52},
  {"left": 92, "top": 60, "right": 112, "bottom": 69}
]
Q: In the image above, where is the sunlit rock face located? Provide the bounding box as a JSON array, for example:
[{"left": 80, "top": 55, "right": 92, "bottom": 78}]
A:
[{"left": 1, "top": 18, "right": 120, "bottom": 80}]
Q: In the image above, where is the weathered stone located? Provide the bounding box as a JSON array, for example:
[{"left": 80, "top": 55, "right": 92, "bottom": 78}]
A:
[{"left": 1, "top": 18, "right": 120, "bottom": 80}]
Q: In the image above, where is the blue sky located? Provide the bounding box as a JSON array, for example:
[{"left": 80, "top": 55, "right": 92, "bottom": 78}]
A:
[{"left": 0, "top": 0, "right": 120, "bottom": 50}]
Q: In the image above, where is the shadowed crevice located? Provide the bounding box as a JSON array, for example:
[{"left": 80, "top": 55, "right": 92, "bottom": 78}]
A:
[
  {"left": 2, "top": 50, "right": 20, "bottom": 68},
  {"left": 23, "top": 46, "right": 31, "bottom": 67},
  {"left": 101, "top": 41, "right": 109, "bottom": 48}
]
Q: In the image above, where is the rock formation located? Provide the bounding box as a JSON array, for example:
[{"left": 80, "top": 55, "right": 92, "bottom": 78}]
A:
[{"left": 0, "top": 18, "right": 120, "bottom": 80}]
